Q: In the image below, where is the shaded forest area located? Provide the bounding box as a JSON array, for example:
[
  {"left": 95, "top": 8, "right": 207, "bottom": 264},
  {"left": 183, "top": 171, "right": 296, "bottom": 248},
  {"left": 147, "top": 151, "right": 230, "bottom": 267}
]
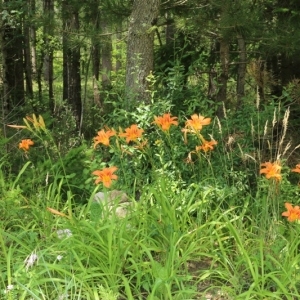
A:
[{"left": 1, "top": 0, "right": 300, "bottom": 142}]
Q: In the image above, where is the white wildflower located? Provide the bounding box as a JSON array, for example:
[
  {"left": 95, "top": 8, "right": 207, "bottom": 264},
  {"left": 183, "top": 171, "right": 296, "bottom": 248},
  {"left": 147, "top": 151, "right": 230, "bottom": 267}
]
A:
[
  {"left": 24, "top": 251, "right": 38, "bottom": 271},
  {"left": 56, "top": 255, "right": 63, "bottom": 261},
  {"left": 4, "top": 284, "right": 14, "bottom": 294},
  {"left": 56, "top": 229, "right": 72, "bottom": 239}
]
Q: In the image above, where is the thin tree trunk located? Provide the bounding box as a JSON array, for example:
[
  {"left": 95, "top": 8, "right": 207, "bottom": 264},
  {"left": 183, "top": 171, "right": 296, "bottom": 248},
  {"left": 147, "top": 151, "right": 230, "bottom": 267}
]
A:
[
  {"left": 43, "top": 0, "right": 54, "bottom": 113},
  {"left": 115, "top": 21, "right": 122, "bottom": 72},
  {"left": 1, "top": 8, "right": 9, "bottom": 140},
  {"left": 2, "top": 1, "right": 25, "bottom": 109},
  {"left": 91, "top": 4, "right": 101, "bottom": 106},
  {"left": 30, "top": 0, "right": 37, "bottom": 77},
  {"left": 30, "top": 28, "right": 37, "bottom": 76},
  {"left": 62, "top": 2, "right": 81, "bottom": 130},
  {"left": 125, "top": 0, "right": 161, "bottom": 106},
  {"left": 236, "top": 33, "right": 246, "bottom": 110},
  {"left": 101, "top": 19, "right": 112, "bottom": 89},
  {"left": 216, "top": 38, "right": 229, "bottom": 118},
  {"left": 24, "top": 20, "right": 33, "bottom": 99},
  {"left": 69, "top": 13, "right": 81, "bottom": 130},
  {"left": 62, "top": 20, "right": 69, "bottom": 103}
]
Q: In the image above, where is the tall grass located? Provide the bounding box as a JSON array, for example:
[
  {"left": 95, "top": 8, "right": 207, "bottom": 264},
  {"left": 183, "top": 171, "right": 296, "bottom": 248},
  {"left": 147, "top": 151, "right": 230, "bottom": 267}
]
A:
[{"left": 1, "top": 103, "right": 300, "bottom": 299}]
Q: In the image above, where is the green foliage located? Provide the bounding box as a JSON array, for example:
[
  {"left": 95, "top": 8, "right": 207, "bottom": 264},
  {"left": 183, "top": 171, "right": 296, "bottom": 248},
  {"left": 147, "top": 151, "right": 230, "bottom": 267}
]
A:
[{"left": 2, "top": 99, "right": 300, "bottom": 299}]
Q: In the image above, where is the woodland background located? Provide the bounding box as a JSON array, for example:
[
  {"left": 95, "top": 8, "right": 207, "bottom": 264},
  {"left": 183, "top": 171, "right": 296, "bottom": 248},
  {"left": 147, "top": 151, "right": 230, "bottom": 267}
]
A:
[
  {"left": 1, "top": 0, "right": 300, "bottom": 135},
  {"left": 2, "top": 1, "right": 300, "bottom": 299}
]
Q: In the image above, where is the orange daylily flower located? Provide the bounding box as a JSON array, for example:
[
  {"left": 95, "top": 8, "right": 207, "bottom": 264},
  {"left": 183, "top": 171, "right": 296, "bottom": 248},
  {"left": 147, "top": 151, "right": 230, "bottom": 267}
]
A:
[
  {"left": 260, "top": 161, "right": 282, "bottom": 181},
  {"left": 94, "top": 128, "right": 116, "bottom": 147},
  {"left": 19, "top": 139, "right": 34, "bottom": 152},
  {"left": 119, "top": 124, "right": 144, "bottom": 143},
  {"left": 153, "top": 113, "right": 178, "bottom": 131},
  {"left": 92, "top": 166, "right": 118, "bottom": 188},
  {"left": 196, "top": 139, "right": 218, "bottom": 153},
  {"left": 291, "top": 164, "right": 300, "bottom": 173},
  {"left": 185, "top": 114, "right": 211, "bottom": 131},
  {"left": 282, "top": 202, "right": 300, "bottom": 222}
]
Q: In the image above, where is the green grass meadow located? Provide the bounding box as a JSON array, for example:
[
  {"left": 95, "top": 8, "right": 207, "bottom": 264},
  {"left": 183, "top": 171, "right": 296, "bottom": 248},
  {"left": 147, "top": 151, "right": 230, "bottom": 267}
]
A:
[{"left": 1, "top": 102, "right": 300, "bottom": 300}]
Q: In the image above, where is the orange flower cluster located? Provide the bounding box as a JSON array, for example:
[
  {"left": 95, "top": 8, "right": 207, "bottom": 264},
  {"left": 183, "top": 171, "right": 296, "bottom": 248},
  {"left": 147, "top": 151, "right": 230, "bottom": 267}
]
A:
[
  {"left": 195, "top": 139, "right": 218, "bottom": 153},
  {"left": 92, "top": 112, "right": 217, "bottom": 187},
  {"left": 153, "top": 113, "right": 178, "bottom": 131},
  {"left": 94, "top": 128, "right": 116, "bottom": 147},
  {"left": 260, "top": 161, "right": 282, "bottom": 181},
  {"left": 119, "top": 124, "right": 144, "bottom": 143},
  {"left": 185, "top": 114, "right": 211, "bottom": 131},
  {"left": 92, "top": 166, "right": 118, "bottom": 188},
  {"left": 19, "top": 139, "right": 34, "bottom": 152},
  {"left": 291, "top": 164, "right": 300, "bottom": 173},
  {"left": 93, "top": 124, "right": 144, "bottom": 148},
  {"left": 282, "top": 203, "right": 300, "bottom": 222},
  {"left": 259, "top": 162, "right": 300, "bottom": 182}
]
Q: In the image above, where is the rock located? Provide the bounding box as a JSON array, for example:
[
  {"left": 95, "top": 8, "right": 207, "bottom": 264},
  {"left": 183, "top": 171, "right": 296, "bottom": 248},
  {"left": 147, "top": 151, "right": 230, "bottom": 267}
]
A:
[
  {"left": 94, "top": 190, "right": 129, "bottom": 205},
  {"left": 93, "top": 190, "right": 132, "bottom": 218}
]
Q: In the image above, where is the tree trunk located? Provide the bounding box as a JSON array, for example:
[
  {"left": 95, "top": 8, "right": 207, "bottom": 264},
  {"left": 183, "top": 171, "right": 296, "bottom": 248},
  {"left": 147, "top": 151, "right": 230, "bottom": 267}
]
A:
[
  {"left": 29, "top": 0, "right": 36, "bottom": 77},
  {"left": 125, "top": 0, "right": 160, "bottom": 106},
  {"left": 236, "top": 33, "right": 246, "bottom": 110},
  {"left": 1, "top": 4, "right": 9, "bottom": 139},
  {"left": 91, "top": 0, "right": 102, "bottom": 107},
  {"left": 43, "top": 0, "right": 54, "bottom": 113},
  {"left": 91, "top": 4, "right": 101, "bottom": 106},
  {"left": 101, "top": 18, "right": 112, "bottom": 90},
  {"left": 216, "top": 38, "right": 229, "bottom": 118},
  {"left": 24, "top": 18, "right": 33, "bottom": 100},
  {"left": 115, "top": 21, "right": 122, "bottom": 73},
  {"left": 2, "top": 1, "right": 25, "bottom": 110},
  {"left": 30, "top": 27, "right": 37, "bottom": 76},
  {"left": 62, "top": 2, "right": 81, "bottom": 130}
]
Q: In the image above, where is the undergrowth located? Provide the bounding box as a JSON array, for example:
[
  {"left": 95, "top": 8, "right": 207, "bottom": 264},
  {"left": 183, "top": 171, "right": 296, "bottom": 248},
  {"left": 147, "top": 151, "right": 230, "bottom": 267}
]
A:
[{"left": 1, "top": 97, "right": 300, "bottom": 299}]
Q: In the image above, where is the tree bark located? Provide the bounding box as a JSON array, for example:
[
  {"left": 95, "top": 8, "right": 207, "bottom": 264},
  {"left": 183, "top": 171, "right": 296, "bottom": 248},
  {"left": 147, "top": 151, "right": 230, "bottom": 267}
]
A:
[
  {"left": 101, "top": 18, "right": 112, "bottom": 89},
  {"left": 62, "top": 2, "right": 81, "bottom": 130},
  {"left": 43, "top": 0, "right": 54, "bottom": 113},
  {"left": 24, "top": 17, "right": 33, "bottom": 100},
  {"left": 216, "top": 38, "right": 229, "bottom": 118},
  {"left": 1, "top": 1, "right": 25, "bottom": 110},
  {"left": 236, "top": 33, "right": 246, "bottom": 110},
  {"left": 125, "top": 0, "right": 160, "bottom": 106},
  {"left": 29, "top": 0, "right": 36, "bottom": 77},
  {"left": 115, "top": 21, "right": 122, "bottom": 73},
  {"left": 91, "top": 3, "right": 101, "bottom": 106}
]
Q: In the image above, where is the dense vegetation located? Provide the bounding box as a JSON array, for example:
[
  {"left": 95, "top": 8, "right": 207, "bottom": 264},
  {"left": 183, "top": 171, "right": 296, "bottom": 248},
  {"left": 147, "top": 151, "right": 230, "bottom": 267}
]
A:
[{"left": 1, "top": 0, "right": 300, "bottom": 299}]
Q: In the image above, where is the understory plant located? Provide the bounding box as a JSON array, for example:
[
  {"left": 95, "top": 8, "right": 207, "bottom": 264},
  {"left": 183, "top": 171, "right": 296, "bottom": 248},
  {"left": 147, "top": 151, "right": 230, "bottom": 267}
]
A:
[{"left": 1, "top": 100, "right": 300, "bottom": 299}]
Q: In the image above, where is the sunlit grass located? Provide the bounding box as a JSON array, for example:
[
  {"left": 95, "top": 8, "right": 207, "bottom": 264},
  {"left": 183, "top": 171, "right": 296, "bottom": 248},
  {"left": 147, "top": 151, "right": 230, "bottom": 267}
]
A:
[{"left": 1, "top": 105, "right": 300, "bottom": 299}]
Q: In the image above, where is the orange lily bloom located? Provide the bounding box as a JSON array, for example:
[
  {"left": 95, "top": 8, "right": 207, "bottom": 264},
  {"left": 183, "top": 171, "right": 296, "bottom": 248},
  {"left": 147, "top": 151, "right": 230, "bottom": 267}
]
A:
[
  {"left": 153, "top": 113, "right": 178, "bottom": 131},
  {"left": 119, "top": 124, "right": 144, "bottom": 143},
  {"left": 94, "top": 128, "right": 116, "bottom": 147},
  {"left": 19, "top": 139, "right": 34, "bottom": 152},
  {"left": 282, "top": 202, "right": 300, "bottom": 222},
  {"left": 291, "top": 164, "right": 300, "bottom": 173},
  {"left": 185, "top": 114, "right": 211, "bottom": 131},
  {"left": 260, "top": 161, "right": 282, "bottom": 181},
  {"left": 196, "top": 139, "right": 218, "bottom": 153},
  {"left": 92, "top": 166, "right": 118, "bottom": 188}
]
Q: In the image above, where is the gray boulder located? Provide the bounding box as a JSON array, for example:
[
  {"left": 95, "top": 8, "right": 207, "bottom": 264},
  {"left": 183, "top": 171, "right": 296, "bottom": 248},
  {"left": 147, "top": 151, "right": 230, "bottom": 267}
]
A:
[{"left": 93, "top": 190, "right": 132, "bottom": 218}]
